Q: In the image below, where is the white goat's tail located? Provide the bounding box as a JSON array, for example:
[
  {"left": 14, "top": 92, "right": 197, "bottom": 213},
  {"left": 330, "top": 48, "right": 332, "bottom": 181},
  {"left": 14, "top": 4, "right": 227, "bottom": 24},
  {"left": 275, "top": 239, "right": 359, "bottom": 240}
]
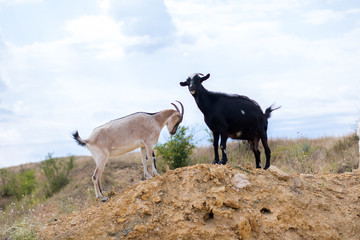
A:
[{"left": 72, "top": 130, "right": 87, "bottom": 147}]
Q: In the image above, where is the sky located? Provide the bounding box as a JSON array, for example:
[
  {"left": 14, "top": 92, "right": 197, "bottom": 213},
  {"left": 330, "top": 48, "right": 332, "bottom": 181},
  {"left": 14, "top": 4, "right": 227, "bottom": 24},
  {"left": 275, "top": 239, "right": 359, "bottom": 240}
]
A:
[{"left": 0, "top": 0, "right": 359, "bottom": 168}]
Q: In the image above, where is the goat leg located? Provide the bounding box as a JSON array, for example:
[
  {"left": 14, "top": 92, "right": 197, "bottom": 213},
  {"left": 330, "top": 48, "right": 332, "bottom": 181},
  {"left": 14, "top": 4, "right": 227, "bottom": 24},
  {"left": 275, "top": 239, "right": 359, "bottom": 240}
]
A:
[
  {"left": 261, "top": 134, "right": 271, "bottom": 170},
  {"left": 212, "top": 132, "right": 220, "bottom": 164},
  {"left": 151, "top": 151, "right": 159, "bottom": 176},
  {"left": 219, "top": 133, "right": 228, "bottom": 165}
]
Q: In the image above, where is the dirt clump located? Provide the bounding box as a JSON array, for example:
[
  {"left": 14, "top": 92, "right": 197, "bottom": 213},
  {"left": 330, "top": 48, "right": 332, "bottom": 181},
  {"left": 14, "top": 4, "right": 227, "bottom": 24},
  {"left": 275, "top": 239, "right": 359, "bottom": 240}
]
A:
[{"left": 37, "top": 164, "right": 360, "bottom": 240}]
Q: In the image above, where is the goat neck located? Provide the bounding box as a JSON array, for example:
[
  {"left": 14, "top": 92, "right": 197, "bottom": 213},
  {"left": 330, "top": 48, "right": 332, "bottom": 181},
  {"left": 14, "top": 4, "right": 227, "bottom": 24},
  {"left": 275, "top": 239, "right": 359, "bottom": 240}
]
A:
[
  {"left": 154, "top": 109, "right": 176, "bottom": 128},
  {"left": 193, "top": 85, "right": 213, "bottom": 114}
]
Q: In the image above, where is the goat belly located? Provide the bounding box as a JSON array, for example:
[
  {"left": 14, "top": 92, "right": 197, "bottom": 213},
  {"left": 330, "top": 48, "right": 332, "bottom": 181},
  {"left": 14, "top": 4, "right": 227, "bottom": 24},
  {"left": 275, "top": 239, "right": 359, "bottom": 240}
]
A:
[
  {"left": 109, "top": 140, "right": 143, "bottom": 157},
  {"left": 228, "top": 129, "right": 256, "bottom": 140},
  {"left": 228, "top": 131, "right": 243, "bottom": 139}
]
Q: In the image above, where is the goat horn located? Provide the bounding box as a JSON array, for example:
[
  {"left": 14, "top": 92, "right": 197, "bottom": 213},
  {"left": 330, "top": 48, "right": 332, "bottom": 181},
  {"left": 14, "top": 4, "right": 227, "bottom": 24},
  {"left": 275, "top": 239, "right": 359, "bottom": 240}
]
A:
[
  {"left": 176, "top": 100, "right": 184, "bottom": 116},
  {"left": 171, "top": 102, "right": 180, "bottom": 113}
]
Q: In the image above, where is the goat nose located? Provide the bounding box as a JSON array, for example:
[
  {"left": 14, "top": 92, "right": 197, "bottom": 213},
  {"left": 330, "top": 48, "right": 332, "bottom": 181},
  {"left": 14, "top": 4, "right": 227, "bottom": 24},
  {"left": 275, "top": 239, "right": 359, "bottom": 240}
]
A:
[{"left": 189, "top": 84, "right": 196, "bottom": 95}]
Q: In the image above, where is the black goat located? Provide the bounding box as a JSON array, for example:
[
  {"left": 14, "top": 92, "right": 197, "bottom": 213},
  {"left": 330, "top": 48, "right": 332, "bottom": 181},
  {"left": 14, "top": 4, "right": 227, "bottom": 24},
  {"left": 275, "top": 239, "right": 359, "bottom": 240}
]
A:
[{"left": 180, "top": 73, "right": 280, "bottom": 169}]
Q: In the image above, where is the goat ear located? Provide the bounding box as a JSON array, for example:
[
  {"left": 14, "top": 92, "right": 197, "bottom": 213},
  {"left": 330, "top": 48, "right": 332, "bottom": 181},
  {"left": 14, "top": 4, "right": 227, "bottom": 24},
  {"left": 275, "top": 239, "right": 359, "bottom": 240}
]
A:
[
  {"left": 200, "top": 73, "right": 210, "bottom": 82},
  {"left": 179, "top": 81, "right": 188, "bottom": 86}
]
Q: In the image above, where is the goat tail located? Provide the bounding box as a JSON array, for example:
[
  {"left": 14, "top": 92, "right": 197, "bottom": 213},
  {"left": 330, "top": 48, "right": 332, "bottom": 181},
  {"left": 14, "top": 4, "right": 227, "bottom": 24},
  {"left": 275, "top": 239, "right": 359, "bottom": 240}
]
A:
[
  {"left": 265, "top": 104, "right": 281, "bottom": 119},
  {"left": 72, "top": 130, "right": 87, "bottom": 147}
]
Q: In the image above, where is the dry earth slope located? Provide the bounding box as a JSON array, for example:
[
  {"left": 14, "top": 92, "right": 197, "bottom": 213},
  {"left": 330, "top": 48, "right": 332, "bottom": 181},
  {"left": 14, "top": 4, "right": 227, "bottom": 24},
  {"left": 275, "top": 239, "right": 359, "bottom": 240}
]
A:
[{"left": 38, "top": 164, "right": 360, "bottom": 240}]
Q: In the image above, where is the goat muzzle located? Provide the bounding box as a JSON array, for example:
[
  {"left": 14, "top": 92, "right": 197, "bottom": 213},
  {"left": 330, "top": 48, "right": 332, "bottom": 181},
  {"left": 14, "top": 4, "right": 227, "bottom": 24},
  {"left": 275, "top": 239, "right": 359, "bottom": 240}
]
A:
[{"left": 171, "top": 121, "right": 182, "bottom": 135}]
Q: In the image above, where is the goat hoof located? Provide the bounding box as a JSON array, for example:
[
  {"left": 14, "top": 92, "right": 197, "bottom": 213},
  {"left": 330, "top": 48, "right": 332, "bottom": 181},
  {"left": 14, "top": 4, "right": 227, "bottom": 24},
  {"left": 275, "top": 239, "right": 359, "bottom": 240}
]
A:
[
  {"left": 144, "top": 173, "right": 153, "bottom": 179},
  {"left": 264, "top": 166, "right": 270, "bottom": 170},
  {"left": 212, "top": 160, "right": 219, "bottom": 164},
  {"left": 101, "top": 196, "right": 108, "bottom": 202},
  {"left": 219, "top": 160, "right": 227, "bottom": 165}
]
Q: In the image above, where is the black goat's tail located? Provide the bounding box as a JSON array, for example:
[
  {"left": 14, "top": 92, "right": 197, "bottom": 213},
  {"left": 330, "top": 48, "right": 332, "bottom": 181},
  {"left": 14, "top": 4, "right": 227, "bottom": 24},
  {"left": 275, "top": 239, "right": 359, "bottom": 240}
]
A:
[
  {"left": 265, "top": 104, "right": 281, "bottom": 119},
  {"left": 72, "top": 130, "right": 87, "bottom": 147}
]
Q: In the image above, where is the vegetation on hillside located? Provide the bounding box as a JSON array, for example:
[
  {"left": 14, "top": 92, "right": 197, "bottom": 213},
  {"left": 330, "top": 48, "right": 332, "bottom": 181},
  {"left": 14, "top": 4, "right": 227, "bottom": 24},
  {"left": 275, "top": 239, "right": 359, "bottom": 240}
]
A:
[
  {"left": 40, "top": 153, "right": 74, "bottom": 198},
  {"left": 0, "top": 154, "right": 74, "bottom": 240}
]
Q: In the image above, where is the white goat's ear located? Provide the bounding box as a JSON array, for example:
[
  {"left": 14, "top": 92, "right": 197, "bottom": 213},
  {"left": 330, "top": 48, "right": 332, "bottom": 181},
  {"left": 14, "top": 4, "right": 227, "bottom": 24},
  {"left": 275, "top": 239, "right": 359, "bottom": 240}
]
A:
[
  {"left": 180, "top": 81, "right": 188, "bottom": 86},
  {"left": 200, "top": 73, "right": 210, "bottom": 82}
]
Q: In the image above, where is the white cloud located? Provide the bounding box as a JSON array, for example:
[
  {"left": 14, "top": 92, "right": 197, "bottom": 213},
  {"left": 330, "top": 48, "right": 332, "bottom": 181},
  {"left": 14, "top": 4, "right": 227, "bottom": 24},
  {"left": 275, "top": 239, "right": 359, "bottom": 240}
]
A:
[
  {"left": 64, "top": 15, "right": 132, "bottom": 59},
  {"left": 304, "top": 9, "right": 345, "bottom": 25},
  {"left": 98, "top": 0, "right": 177, "bottom": 53}
]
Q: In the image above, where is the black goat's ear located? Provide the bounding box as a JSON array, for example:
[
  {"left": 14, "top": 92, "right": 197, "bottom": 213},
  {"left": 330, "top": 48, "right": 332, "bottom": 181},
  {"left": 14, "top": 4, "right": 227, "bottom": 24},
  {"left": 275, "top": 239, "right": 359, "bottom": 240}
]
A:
[
  {"left": 200, "top": 73, "right": 210, "bottom": 82},
  {"left": 180, "top": 81, "right": 188, "bottom": 86}
]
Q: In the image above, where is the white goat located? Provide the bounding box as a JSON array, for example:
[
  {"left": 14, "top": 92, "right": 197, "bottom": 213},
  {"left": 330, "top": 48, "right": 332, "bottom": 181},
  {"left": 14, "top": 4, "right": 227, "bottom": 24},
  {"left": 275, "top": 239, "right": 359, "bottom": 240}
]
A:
[{"left": 72, "top": 101, "right": 184, "bottom": 202}]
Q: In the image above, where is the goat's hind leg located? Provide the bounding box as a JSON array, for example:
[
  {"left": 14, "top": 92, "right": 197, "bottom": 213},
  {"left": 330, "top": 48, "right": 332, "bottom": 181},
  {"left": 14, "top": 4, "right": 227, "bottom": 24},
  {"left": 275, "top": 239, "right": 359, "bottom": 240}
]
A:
[
  {"left": 250, "top": 139, "right": 261, "bottom": 169},
  {"left": 92, "top": 166, "right": 108, "bottom": 202},
  {"left": 260, "top": 133, "right": 271, "bottom": 170},
  {"left": 92, "top": 168, "right": 101, "bottom": 198},
  {"left": 96, "top": 165, "right": 108, "bottom": 202},
  {"left": 91, "top": 148, "right": 109, "bottom": 202}
]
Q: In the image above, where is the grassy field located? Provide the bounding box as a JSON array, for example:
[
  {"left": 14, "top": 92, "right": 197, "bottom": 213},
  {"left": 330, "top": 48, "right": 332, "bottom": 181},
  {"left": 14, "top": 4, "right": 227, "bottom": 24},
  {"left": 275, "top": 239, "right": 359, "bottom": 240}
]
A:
[
  {"left": 0, "top": 133, "right": 359, "bottom": 239},
  {"left": 192, "top": 133, "right": 359, "bottom": 174}
]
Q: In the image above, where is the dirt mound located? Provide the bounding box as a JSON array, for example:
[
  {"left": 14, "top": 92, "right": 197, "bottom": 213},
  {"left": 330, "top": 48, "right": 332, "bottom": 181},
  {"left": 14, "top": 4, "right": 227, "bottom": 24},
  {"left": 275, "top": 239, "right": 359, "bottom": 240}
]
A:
[{"left": 38, "top": 164, "right": 360, "bottom": 240}]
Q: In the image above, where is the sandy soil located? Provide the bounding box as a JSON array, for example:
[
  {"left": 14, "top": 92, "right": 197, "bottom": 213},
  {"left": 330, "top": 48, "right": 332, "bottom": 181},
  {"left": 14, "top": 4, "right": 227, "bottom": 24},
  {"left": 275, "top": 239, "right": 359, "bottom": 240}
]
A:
[{"left": 37, "top": 164, "right": 360, "bottom": 240}]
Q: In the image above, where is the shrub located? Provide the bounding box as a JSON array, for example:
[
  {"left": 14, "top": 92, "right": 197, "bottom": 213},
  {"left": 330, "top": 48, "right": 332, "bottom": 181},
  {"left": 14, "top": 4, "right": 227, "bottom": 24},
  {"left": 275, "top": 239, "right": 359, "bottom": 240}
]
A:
[
  {"left": 40, "top": 153, "right": 74, "bottom": 198},
  {"left": 0, "top": 168, "right": 36, "bottom": 200},
  {"left": 14, "top": 169, "right": 37, "bottom": 200},
  {"left": 0, "top": 168, "right": 15, "bottom": 197},
  {"left": 155, "top": 125, "right": 195, "bottom": 170}
]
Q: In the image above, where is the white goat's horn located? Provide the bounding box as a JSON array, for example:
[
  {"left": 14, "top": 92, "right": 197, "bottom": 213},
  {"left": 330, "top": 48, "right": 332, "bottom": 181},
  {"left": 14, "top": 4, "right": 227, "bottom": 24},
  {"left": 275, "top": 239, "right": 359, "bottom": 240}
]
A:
[
  {"left": 176, "top": 100, "right": 184, "bottom": 116},
  {"left": 171, "top": 101, "right": 184, "bottom": 117},
  {"left": 171, "top": 102, "right": 180, "bottom": 113}
]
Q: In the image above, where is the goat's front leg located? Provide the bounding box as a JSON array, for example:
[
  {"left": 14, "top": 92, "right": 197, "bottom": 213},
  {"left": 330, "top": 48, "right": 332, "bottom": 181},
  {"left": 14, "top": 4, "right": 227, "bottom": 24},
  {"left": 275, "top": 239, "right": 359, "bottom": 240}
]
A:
[
  {"left": 141, "top": 147, "right": 152, "bottom": 179},
  {"left": 212, "top": 131, "right": 220, "bottom": 164},
  {"left": 151, "top": 151, "right": 159, "bottom": 176},
  {"left": 219, "top": 132, "right": 228, "bottom": 165}
]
